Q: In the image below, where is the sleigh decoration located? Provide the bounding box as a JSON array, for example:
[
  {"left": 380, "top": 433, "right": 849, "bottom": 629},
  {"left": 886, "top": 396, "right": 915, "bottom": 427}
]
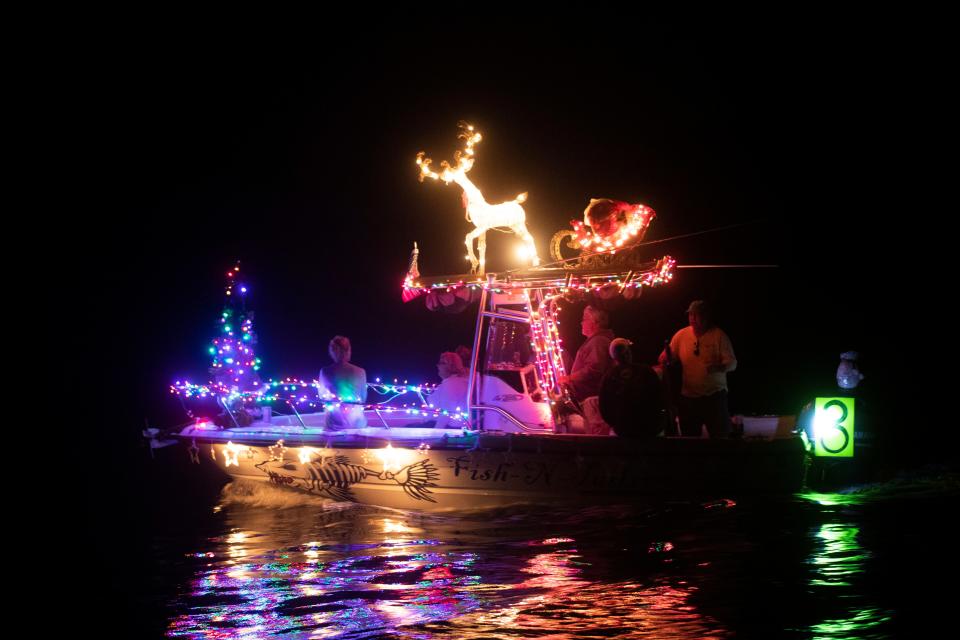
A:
[{"left": 550, "top": 198, "right": 656, "bottom": 269}]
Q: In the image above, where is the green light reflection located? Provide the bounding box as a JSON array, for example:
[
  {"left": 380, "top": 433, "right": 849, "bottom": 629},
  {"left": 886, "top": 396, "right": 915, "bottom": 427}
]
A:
[{"left": 801, "top": 494, "right": 893, "bottom": 639}]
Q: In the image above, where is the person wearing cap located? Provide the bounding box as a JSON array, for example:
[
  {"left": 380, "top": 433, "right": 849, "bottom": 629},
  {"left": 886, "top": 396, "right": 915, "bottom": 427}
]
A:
[
  {"left": 601, "top": 338, "right": 665, "bottom": 437},
  {"left": 558, "top": 305, "right": 616, "bottom": 434},
  {"left": 658, "top": 300, "right": 737, "bottom": 437}
]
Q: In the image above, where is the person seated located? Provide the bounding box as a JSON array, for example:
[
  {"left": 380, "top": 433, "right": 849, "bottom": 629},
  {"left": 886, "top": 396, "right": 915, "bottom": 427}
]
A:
[
  {"left": 430, "top": 350, "right": 539, "bottom": 430},
  {"left": 600, "top": 338, "right": 665, "bottom": 438},
  {"left": 427, "top": 351, "right": 470, "bottom": 421},
  {"left": 558, "top": 305, "right": 616, "bottom": 435},
  {"left": 318, "top": 335, "right": 367, "bottom": 429}
]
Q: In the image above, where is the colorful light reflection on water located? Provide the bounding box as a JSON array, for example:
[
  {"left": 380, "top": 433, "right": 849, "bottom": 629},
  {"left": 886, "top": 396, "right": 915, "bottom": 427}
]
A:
[
  {"left": 164, "top": 494, "right": 723, "bottom": 639},
  {"left": 156, "top": 479, "right": 957, "bottom": 639},
  {"left": 168, "top": 518, "right": 483, "bottom": 637}
]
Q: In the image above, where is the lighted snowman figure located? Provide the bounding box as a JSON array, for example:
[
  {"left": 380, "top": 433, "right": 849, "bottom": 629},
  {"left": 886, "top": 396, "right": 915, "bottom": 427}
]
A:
[{"left": 836, "top": 351, "right": 864, "bottom": 390}]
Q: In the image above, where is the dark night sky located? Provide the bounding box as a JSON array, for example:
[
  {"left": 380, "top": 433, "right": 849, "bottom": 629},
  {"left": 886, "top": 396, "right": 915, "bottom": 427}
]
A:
[{"left": 71, "top": 18, "right": 931, "bottom": 443}]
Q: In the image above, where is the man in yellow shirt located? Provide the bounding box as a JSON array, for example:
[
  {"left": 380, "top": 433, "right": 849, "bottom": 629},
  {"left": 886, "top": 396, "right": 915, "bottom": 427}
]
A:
[{"left": 659, "top": 300, "right": 737, "bottom": 438}]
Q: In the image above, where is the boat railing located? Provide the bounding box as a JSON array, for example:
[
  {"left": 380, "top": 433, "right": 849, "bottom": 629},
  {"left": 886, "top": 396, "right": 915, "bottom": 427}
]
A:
[
  {"left": 470, "top": 404, "right": 553, "bottom": 433},
  {"left": 371, "top": 406, "right": 390, "bottom": 429},
  {"left": 287, "top": 400, "right": 308, "bottom": 429},
  {"left": 219, "top": 396, "right": 242, "bottom": 428},
  {"left": 481, "top": 309, "right": 530, "bottom": 323}
]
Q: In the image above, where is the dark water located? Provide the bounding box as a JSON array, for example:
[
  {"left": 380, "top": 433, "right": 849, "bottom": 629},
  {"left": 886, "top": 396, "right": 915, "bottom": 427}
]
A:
[{"left": 101, "top": 464, "right": 958, "bottom": 639}]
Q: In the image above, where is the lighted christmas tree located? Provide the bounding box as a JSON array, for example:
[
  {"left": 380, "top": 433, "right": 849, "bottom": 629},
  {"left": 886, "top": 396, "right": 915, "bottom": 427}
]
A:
[{"left": 209, "top": 262, "right": 262, "bottom": 392}]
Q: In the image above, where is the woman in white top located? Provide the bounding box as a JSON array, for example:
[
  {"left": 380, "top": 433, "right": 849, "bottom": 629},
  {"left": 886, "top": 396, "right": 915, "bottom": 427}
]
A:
[{"left": 428, "top": 352, "right": 470, "bottom": 417}]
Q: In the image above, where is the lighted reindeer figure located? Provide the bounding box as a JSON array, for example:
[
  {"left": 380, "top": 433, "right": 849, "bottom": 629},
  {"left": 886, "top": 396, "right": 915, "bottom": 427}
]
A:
[{"left": 417, "top": 122, "right": 540, "bottom": 275}]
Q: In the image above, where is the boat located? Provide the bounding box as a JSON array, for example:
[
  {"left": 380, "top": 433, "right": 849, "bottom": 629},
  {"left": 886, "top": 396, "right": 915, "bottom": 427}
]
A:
[{"left": 154, "top": 251, "right": 814, "bottom": 511}]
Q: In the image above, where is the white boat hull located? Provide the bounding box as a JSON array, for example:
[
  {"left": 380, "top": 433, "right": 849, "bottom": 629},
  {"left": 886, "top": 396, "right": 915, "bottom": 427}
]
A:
[{"left": 179, "top": 422, "right": 807, "bottom": 511}]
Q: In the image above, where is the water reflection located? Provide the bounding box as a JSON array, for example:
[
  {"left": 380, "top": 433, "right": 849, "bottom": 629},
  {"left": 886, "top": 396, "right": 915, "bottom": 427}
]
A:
[
  {"left": 166, "top": 486, "right": 727, "bottom": 639},
  {"left": 799, "top": 492, "right": 893, "bottom": 639},
  {"left": 168, "top": 506, "right": 484, "bottom": 638},
  {"left": 809, "top": 523, "right": 867, "bottom": 588},
  {"left": 164, "top": 479, "right": 960, "bottom": 639},
  {"left": 146, "top": 472, "right": 960, "bottom": 638}
]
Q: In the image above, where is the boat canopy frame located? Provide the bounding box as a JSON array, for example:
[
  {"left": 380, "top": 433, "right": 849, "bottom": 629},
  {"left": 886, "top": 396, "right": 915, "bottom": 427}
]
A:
[{"left": 409, "top": 256, "right": 675, "bottom": 433}]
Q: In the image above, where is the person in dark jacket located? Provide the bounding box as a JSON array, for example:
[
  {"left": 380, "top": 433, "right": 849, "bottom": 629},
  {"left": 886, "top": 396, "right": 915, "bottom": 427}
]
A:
[{"left": 600, "top": 338, "right": 664, "bottom": 438}]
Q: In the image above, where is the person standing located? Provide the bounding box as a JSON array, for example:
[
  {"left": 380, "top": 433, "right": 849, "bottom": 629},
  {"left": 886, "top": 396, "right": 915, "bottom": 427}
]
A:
[{"left": 659, "top": 300, "right": 737, "bottom": 438}]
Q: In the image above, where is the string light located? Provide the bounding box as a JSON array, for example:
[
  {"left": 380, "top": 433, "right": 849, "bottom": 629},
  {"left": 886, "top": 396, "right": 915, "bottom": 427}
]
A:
[
  {"left": 171, "top": 378, "right": 468, "bottom": 421},
  {"left": 572, "top": 200, "right": 657, "bottom": 253},
  {"left": 209, "top": 261, "right": 261, "bottom": 390},
  {"left": 223, "top": 441, "right": 244, "bottom": 467},
  {"left": 403, "top": 256, "right": 676, "bottom": 298}
]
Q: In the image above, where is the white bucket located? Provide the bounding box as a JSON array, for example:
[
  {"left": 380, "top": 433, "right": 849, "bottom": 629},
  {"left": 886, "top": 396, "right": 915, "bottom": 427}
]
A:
[{"left": 740, "top": 415, "right": 782, "bottom": 439}]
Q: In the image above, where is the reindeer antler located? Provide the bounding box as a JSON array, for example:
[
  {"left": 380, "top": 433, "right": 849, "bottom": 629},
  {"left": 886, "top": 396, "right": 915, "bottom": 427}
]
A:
[
  {"left": 416, "top": 122, "right": 483, "bottom": 184},
  {"left": 454, "top": 121, "right": 481, "bottom": 168},
  {"left": 415, "top": 152, "right": 439, "bottom": 182},
  {"left": 415, "top": 122, "right": 539, "bottom": 275}
]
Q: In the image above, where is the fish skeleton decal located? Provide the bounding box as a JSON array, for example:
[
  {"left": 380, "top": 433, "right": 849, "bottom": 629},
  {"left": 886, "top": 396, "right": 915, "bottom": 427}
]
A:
[{"left": 256, "top": 455, "right": 440, "bottom": 503}]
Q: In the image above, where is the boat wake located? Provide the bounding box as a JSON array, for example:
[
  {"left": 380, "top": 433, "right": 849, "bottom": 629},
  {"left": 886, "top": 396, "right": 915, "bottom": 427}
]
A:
[
  {"left": 217, "top": 479, "right": 338, "bottom": 510},
  {"left": 838, "top": 468, "right": 959, "bottom": 500}
]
